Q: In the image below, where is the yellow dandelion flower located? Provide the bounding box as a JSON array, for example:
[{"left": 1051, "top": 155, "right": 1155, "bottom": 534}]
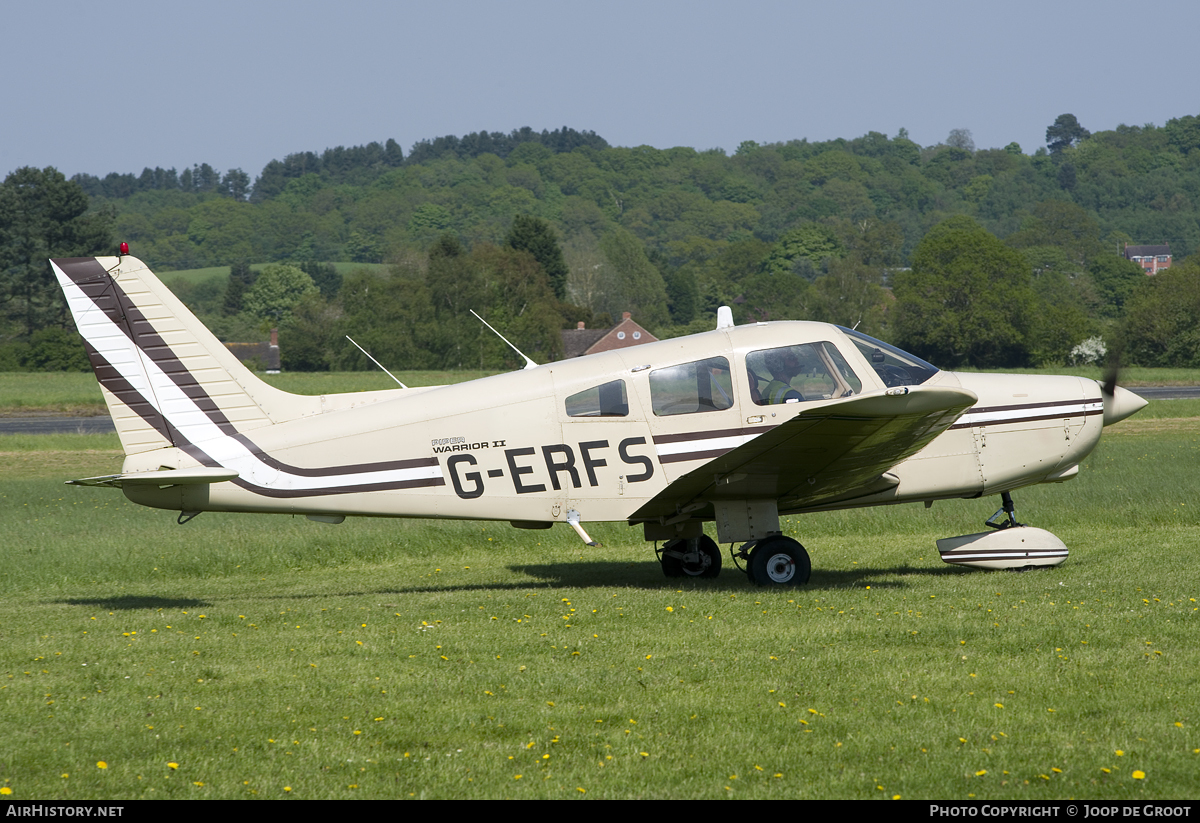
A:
[
  {"left": 576, "top": 787, "right": 586, "bottom": 794},
  {"left": 168, "top": 762, "right": 178, "bottom": 770},
  {"left": 975, "top": 770, "right": 987, "bottom": 776},
  {"left": 0, "top": 788, "right": 11, "bottom": 795},
  {"left": 96, "top": 761, "right": 107, "bottom": 770},
  {"left": 1133, "top": 770, "right": 1146, "bottom": 779},
  {"left": 1116, "top": 749, "right": 1124, "bottom": 756}
]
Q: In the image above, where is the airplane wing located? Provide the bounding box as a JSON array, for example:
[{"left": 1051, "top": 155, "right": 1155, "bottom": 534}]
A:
[{"left": 631, "top": 385, "right": 977, "bottom": 522}]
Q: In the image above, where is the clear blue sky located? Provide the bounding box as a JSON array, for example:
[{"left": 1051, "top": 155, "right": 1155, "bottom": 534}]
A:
[{"left": 4, "top": 0, "right": 1195, "bottom": 180}]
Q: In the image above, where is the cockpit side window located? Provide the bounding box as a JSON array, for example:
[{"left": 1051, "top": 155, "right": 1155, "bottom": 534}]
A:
[
  {"left": 837, "top": 327, "right": 940, "bottom": 387},
  {"left": 565, "top": 380, "right": 629, "bottom": 417},
  {"left": 746, "top": 343, "right": 860, "bottom": 405},
  {"left": 649, "top": 357, "right": 734, "bottom": 416}
]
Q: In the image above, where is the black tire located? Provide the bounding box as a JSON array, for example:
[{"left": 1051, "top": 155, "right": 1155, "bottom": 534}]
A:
[
  {"left": 661, "top": 535, "right": 722, "bottom": 578},
  {"left": 661, "top": 539, "right": 686, "bottom": 578},
  {"left": 747, "top": 536, "right": 811, "bottom": 586}
]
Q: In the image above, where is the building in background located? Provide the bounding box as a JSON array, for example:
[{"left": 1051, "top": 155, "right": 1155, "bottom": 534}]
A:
[
  {"left": 561, "top": 312, "right": 657, "bottom": 359},
  {"left": 1124, "top": 243, "right": 1172, "bottom": 275}
]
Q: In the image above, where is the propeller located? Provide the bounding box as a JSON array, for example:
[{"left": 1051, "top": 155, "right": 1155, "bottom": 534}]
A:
[{"left": 1099, "top": 348, "right": 1147, "bottom": 426}]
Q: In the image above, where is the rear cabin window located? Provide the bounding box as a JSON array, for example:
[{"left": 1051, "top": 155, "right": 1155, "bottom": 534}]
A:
[
  {"left": 746, "top": 343, "right": 861, "bottom": 405},
  {"left": 565, "top": 380, "right": 629, "bottom": 417},
  {"left": 649, "top": 357, "right": 734, "bottom": 416}
]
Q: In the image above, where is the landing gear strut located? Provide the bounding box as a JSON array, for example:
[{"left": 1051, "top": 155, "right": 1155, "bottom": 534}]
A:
[
  {"left": 985, "top": 491, "right": 1025, "bottom": 530},
  {"left": 658, "top": 535, "right": 722, "bottom": 578}
]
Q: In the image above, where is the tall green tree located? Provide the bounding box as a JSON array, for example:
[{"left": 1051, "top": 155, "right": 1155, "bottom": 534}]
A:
[
  {"left": 809, "top": 256, "right": 888, "bottom": 335},
  {"left": 219, "top": 168, "right": 251, "bottom": 201},
  {"left": 1121, "top": 261, "right": 1200, "bottom": 366},
  {"left": 760, "top": 224, "right": 844, "bottom": 280},
  {"left": 0, "top": 166, "right": 112, "bottom": 339},
  {"left": 223, "top": 260, "right": 256, "bottom": 315},
  {"left": 1087, "top": 254, "right": 1146, "bottom": 319},
  {"left": 1046, "top": 114, "right": 1090, "bottom": 155},
  {"left": 505, "top": 215, "right": 569, "bottom": 299},
  {"left": 242, "top": 263, "right": 317, "bottom": 324},
  {"left": 598, "top": 227, "right": 670, "bottom": 328},
  {"left": 893, "top": 216, "right": 1035, "bottom": 368}
]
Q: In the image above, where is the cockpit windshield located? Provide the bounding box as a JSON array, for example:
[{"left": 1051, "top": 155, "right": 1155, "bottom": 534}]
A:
[{"left": 838, "top": 327, "right": 940, "bottom": 388}]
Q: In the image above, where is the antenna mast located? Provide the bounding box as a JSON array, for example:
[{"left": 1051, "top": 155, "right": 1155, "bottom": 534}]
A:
[
  {"left": 345, "top": 336, "right": 409, "bottom": 388},
  {"left": 470, "top": 310, "right": 538, "bottom": 370}
]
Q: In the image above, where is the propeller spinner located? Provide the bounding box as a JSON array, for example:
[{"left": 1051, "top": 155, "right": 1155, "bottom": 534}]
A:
[{"left": 1100, "top": 362, "right": 1148, "bottom": 426}]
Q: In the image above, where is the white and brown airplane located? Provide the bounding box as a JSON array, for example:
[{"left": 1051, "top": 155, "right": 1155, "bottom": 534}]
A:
[{"left": 51, "top": 254, "right": 1147, "bottom": 586}]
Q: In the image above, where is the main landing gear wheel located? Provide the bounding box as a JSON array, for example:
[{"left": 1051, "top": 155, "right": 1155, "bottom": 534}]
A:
[
  {"left": 746, "top": 536, "right": 811, "bottom": 587},
  {"left": 660, "top": 535, "right": 722, "bottom": 578}
]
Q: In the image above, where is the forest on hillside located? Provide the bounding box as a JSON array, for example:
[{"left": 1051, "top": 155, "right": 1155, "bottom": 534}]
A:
[{"left": 4, "top": 115, "right": 1200, "bottom": 372}]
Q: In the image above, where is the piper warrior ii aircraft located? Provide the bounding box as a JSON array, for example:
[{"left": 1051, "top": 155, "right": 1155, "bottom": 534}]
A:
[{"left": 52, "top": 253, "right": 1147, "bottom": 586}]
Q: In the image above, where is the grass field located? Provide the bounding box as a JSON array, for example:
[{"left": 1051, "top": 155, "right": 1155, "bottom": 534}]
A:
[
  {"left": 0, "top": 371, "right": 497, "bottom": 416},
  {"left": 0, "top": 397, "right": 1198, "bottom": 799}
]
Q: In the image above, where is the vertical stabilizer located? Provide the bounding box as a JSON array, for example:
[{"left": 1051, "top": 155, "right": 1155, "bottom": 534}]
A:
[{"left": 51, "top": 256, "right": 321, "bottom": 455}]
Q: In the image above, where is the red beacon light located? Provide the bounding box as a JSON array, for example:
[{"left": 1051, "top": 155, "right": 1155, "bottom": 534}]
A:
[{"left": 119, "top": 242, "right": 129, "bottom": 255}]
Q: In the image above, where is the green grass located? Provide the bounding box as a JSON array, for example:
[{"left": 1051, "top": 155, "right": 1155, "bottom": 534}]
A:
[
  {"left": 952, "top": 366, "right": 1200, "bottom": 387},
  {"left": 0, "top": 371, "right": 497, "bottom": 416},
  {"left": 1, "top": 412, "right": 1198, "bottom": 799}
]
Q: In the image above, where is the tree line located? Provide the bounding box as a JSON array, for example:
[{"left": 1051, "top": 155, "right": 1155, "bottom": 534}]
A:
[{"left": 4, "top": 114, "right": 1200, "bottom": 372}]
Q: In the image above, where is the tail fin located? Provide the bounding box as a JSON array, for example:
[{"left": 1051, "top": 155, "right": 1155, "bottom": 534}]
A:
[{"left": 51, "top": 256, "right": 320, "bottom": 455}]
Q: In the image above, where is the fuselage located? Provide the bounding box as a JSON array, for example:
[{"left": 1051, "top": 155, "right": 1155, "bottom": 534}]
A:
[{"left": 120, "top": 321, "right": 1112, "bottom": 529}]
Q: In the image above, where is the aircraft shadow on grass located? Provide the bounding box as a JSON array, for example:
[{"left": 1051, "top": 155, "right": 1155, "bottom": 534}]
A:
[
  {"left": 43, "top": 560, "right": 1022, "bottom": 610},
  {"left": 55, "top": 595, "right": 210, "bottom": 610},
  {"left": 508, "top": 560, "right": 978, "bottom": 591}
]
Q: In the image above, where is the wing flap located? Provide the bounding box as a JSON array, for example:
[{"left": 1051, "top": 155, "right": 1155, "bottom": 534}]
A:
[{"left": 633, "top": 386, "right": 977, "bottom": 521}]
